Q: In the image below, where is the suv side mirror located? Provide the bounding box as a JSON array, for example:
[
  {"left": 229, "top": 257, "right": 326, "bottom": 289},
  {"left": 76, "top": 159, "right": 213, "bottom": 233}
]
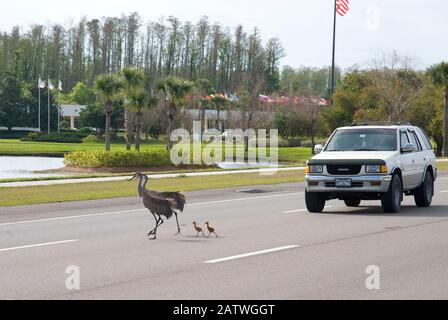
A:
[
  {"left": 401, "top": 143, "right": 417, "bottom": 153},
  {"left": 314, "top": 144, "right": 324, "bottom": 154}
]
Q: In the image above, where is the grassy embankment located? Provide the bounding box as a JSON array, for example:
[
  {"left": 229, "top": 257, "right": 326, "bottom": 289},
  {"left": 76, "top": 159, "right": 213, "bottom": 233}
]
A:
[{"left": 0, "top": 169, "right": 305, "bottom": 207}]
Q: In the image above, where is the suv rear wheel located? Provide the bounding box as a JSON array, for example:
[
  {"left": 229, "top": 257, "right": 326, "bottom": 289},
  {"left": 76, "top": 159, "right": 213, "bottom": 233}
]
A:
[
  {"left": 414, "top": 171, "right": 434, "bottom": 207},
  {"left": 305, "top": 191, "right": 326, "bottom": 213},
  {"left": 381, "top": 174, "right": 402, "bottom": 213},
  {"left": 344, "top": 199, "right": 361, "bottom": 207}
]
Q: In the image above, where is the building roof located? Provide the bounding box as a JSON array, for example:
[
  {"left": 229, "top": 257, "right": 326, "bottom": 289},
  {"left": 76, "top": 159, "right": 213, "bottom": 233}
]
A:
[{"left": 60, "top": 105, "right": 86, "bottom": 117}]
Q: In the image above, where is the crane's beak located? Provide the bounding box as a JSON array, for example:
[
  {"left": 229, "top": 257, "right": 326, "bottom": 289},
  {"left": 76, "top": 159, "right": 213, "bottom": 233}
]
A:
[{"left": 129, "top": 174, "right": 138, "bottom": 181}]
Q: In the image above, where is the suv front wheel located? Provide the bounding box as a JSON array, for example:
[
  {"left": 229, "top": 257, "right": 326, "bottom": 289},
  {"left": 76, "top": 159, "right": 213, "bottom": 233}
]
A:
[
  {"left": 305, "top": 191, "right": 326, "bottom": 213},
  {"left": 381, "top": 174, "right": 402, "bottom": 213}
]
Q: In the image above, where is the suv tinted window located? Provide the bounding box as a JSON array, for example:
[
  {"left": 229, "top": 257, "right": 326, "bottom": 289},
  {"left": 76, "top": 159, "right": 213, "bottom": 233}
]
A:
[
  {"left": 416, "top": 127, "right": 433, "bottom": 150},
  {"left": 325, "top": 129, "right": 397, "bottom": 152},
  {"left": 408, "top": 130, "right": 422, "bottom": 151}
]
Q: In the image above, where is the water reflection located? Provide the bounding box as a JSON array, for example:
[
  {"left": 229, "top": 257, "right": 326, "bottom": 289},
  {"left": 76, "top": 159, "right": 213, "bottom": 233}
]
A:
[{"left": 0, "top": 156, "right": 66, "bottom": 179}]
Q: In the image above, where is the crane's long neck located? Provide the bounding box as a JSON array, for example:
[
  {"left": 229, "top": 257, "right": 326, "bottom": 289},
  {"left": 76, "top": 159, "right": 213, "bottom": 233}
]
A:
[
  {"left": 138, "top": 176, "right": 145, "bottom": 198},
  {"left": 143, "top": 175, "right": 149, "bottom": 190}
]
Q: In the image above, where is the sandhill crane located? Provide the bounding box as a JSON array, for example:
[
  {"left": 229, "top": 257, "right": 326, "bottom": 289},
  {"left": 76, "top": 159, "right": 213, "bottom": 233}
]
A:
[
  {"left": 204, "top": 222, "right": 218, "bottom": 238},
  {"left": 193, "top": 221, "right": 206, "bottom": 238},
  {"left": 130, "top": 172, "right": 186, "bottom": 240}
]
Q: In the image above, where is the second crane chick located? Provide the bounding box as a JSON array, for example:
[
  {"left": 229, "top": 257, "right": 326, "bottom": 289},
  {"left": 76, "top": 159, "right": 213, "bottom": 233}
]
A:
[{"left": 204, "top": 222, "right": 219, "bottom": 238}]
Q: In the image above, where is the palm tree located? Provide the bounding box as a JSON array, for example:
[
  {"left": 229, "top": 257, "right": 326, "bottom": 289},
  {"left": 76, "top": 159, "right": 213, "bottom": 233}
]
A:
[
  {"left": 195, "top": 78, "right": 215, "bottom": 131},
  {"left": 96, "top": 74, "right": 124, "bottom": 151},
  {"left": 211, "top": 94, "right": 228, "bottom": 133},
  {"left": 128, "top": 89, "right": 158, "bottom": 151},
  {"left": 122, "top": 67, "right": 145, "bottom": 150},
  {"left": 427, "top": 62, "right": 448, "bottom": 157},
  {"left": 155, "top": 78, "right": 195, "bottom": 150}
]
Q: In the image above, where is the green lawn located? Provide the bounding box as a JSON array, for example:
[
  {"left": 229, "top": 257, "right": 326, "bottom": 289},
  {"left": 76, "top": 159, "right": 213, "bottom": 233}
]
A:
[
  {"left": 0, "top": 139, "right": 165, "bottom": 155},
  {"left": 0, "top": 170, "right": 305, "bottom": 207},
  {"left": 0, "top": 139, "right": 313, "bottom": 164}
]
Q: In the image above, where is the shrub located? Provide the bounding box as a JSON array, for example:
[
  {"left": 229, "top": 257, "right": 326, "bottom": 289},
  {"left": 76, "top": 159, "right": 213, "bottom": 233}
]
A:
[
  {"left": 78, "top": 127, "right": 96, "bottom": 136},
  {"left": 37, "top": 132, "right": 83, "bottom": 143},
  {"left": 64, "top": 150, "right": 172, "bottom": 168},
  {"left": 0, "top": 130, "right": 33, "bottom": 139},
  {"left": 59, "top": 121, "right": 71, "bottom": 130}
]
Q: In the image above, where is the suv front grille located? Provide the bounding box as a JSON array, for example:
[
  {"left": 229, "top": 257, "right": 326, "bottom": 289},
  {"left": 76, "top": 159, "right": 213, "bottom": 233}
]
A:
[{"left": 327, "top": 165, "right": 362, "bottom": 175}]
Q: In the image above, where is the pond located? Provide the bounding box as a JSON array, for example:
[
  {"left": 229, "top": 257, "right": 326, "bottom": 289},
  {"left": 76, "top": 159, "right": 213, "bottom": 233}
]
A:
[
  {"left": 0, "top": 156, "right": 66, "bottom": 180},
  {"left": 217, "top": 161, "right": 274, "bottom": 169}
]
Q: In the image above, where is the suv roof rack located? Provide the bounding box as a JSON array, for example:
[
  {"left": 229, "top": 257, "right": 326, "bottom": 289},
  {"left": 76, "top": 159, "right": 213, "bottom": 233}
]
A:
[{"left": 351, "top": 121, "right": 413, "bottom": 127}]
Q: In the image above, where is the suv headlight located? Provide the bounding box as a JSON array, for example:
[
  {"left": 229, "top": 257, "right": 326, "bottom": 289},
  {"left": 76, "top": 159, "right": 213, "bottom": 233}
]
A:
[
  {"left": 306, "top": 165, "right": 323, "bottom": 174},
  {"left": 366, "top": 164, "right": 388, "bottom": 174}
]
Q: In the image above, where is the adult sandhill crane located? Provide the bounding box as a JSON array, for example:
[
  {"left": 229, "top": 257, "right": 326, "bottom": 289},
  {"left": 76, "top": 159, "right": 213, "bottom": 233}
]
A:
[
  {"left": 130, "top": 172, "right": 186, "bottom": 240},
  {"left": 204, "top": 222, "right": 218, "bottom": 238}
]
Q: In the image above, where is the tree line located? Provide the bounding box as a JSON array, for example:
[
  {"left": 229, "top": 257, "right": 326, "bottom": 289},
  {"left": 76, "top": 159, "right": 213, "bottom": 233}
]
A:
[{"left": 0, "top": 13, "right": 285, "bottom": 96}]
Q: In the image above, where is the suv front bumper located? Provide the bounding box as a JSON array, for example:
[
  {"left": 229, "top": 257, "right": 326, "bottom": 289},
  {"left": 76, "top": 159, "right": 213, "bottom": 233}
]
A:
[{"left": 305, "top": 174, "right": 392, "bottom": 193}]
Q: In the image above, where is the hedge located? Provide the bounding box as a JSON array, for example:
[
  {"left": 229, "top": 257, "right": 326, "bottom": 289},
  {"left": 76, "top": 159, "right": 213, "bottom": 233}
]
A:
[
  {"left": 64, "top": 150, "right": 172, "bottom": 168},
  {"left": 19, "top": 132, "right": 89, "bottom": 143},
  {"left": 0, "top": 131, "right": 33, "bottom": 139}
]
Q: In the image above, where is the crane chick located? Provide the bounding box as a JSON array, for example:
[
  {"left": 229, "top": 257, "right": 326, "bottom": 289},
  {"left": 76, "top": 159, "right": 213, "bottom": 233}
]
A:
[
  {"left": 193, "top": 221, "right": 206, "bottom": 238},
  {"left": 204, "top": 222, "right": 219, "bottom": 238}
]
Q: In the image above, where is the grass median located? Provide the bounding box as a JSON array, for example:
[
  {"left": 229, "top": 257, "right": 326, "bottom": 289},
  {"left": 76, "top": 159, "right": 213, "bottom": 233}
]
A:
[{"left": 0, "top": 170, "right": 305, "bottom": 207}]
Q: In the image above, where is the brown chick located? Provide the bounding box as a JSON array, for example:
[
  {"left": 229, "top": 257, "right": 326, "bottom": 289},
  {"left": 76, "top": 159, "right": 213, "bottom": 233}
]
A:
[
  {"left": 204, "top": 222, "right": 218, "bottom": 238},
  {"left": 193, "top": 221, "right": 206, "bottom": 238}
]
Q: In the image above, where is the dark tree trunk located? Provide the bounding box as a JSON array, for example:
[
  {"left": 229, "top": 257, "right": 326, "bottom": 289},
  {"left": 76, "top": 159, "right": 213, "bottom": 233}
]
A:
[
  {"left": 167, "top": 103, "right": 176, "bottom": 150},
  {"left": 135, "top": 111, "right": 143, "bottom": 151},
  {"left": 104, "top": 99, "right": 112, "bottom": 152},
  {"left": 201, "top": 104, "right": 206, "bottom": 132},
  {"left": 310, "top": 119, "right": 316, "bottom": 155},
  {"left": 443, "top": 89, "right": 448, "bottom": 157}
]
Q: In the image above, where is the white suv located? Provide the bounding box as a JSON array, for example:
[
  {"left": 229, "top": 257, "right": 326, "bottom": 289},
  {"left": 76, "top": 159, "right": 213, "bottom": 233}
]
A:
[{"left": 305, "top": 124, "right": 437, "bottom": 213}]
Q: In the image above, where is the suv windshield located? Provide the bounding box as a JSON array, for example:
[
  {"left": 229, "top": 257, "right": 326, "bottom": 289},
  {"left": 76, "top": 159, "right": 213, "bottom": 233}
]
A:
[{"left": 325, "top": 129, "right": 397, "bottom": 152}]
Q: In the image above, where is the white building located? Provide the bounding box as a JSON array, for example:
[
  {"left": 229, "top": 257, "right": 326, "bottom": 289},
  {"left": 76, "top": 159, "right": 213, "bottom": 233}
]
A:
[{"left": 60, "top": 105, "right": 86, "bottom": 129}]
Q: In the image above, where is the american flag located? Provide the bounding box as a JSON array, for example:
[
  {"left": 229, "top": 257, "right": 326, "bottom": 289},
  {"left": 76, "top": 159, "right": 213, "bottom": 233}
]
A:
[{"left": 336, "top": 0, "right": 350, "bottom": 17}]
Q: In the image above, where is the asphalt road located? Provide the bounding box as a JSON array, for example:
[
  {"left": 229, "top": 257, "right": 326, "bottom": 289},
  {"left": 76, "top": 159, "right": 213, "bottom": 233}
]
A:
[{"left": 1, "top": 176, "right": 448, "bottom": 300}]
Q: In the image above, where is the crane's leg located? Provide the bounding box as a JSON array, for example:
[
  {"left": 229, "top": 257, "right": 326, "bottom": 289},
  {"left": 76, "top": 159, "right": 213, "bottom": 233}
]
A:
[
  {"left": 174, "top": 212, "right": 181, "bottom": 236},
  {"left": 147, "top": 212, "right": 159, "bottom": 236},
  {"left": 151, "top": 217, "right": 164, "bottom": 240}
]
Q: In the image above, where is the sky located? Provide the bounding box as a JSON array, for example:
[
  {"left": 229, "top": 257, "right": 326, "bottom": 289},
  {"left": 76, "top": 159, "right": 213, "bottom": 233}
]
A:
[{"left": 1, "top": 0, "right": 447, "bottom": 69}]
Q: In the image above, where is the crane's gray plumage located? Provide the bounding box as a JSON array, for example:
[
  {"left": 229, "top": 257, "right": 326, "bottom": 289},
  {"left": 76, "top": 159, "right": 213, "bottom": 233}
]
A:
[{"left": 131, "top": 172, "right": 186, "bottom": 239}]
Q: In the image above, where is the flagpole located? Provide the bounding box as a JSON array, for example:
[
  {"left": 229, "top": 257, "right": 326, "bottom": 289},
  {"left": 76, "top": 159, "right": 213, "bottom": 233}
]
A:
[
  {"left": 48, "top": 78, "right": 51, "bottom": 135},
  {"left": 330, "top": 0, "right": 337, "bottom": 107}
]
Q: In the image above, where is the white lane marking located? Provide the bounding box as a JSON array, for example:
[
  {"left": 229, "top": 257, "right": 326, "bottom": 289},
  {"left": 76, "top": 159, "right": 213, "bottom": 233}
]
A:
[
  {"left": 283, "top": 209, "right": 308, "bottom": 213},
  {"left": 189, "top": 192, "right": 304, "bottom": 207},
  {"left": 0, "top": 192, "right": 304, "bottom": 227},
  {"left": 283, "top": 205, "right": 333, "bottom": 214},
  {"left": 440, "top": 190, "right": 448, "bottom": 193},
  {"left": 0, "top": 239, "right": 79, "bottom": 253},
  {"left": 204, "top": 245, "right": 300, "bottom": 264},
  {"left": 0, "top": 209, "right": 145, "bottom": 227}
]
